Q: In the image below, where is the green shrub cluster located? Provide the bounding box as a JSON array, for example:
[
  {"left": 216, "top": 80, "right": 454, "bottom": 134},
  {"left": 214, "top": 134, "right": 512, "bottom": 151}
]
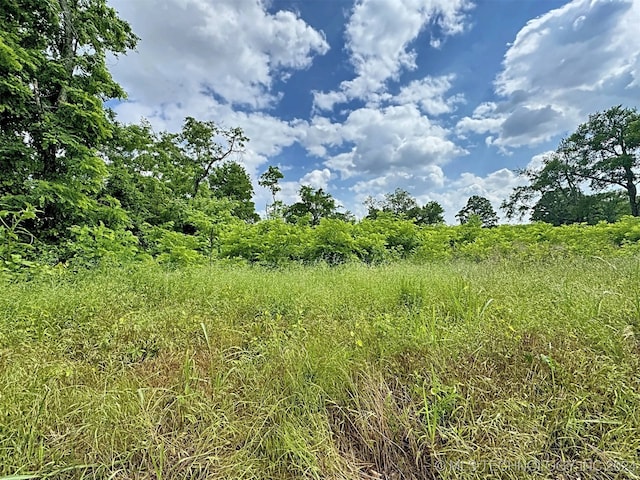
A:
[
  {"left": 189, "top": 215, "right": 640, "bottom": 266},
  {"left": 4, "top": 209, "right": 640, "bottom": 272}
]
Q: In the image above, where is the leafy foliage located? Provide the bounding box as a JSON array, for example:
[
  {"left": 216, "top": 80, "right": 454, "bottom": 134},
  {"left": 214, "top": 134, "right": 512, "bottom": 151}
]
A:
[
  {"left": 0, "top": 0, "right": 137, "bottom": 241},
  {"left": 0, "top": 204, "right": 37, "bottom": 271},
  {"left": 504, "top": 106, "right": 640, "bottom": 222},
  {"left": 259, "top": 165, "right": 284, "bottom": 218},
  {"left": 2, "top": 5, "right": 640, "bottom": 273},
  {"left": 365, "top": 188, "right": 445, "bottom": 225},
  {"left": 284, "top": 185, "right": 343, "bottom": 226},
  {"left": 456, "top": 195, "right": 498, "bottom": 227},
  {"left": 209, "top": 161, "right": 259, "bottom": 222}
]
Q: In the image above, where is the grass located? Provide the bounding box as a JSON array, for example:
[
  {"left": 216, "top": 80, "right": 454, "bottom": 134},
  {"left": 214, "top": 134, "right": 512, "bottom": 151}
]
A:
[{"left": 1, "top": 257, "right": 639, "bottom": 479}]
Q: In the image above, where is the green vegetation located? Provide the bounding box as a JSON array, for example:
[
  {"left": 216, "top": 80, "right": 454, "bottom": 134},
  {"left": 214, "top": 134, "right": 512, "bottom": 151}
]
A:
[
  {"left": 2, "top": 4, "right": 640, "bottom": 478},
  {"left": 365, "top": 188, "right": 445, "bottom": 226},
  {"left": 1, "top": 257, "right": 639, "bottom": 479},
  {"left": 456, "top": 195, "right": 498, "bottom": 228},
  {"left": 503, "top": 105, "right": 640, "bottom": 223}
]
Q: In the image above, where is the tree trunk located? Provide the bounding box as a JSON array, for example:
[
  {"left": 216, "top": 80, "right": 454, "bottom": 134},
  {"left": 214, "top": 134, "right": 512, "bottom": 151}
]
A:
[
  {"left": 624, "top": 166, "right": 638, "bottom": 216},
  {"left": 628, "top": 182, "right": 638, "bottom": 216}
]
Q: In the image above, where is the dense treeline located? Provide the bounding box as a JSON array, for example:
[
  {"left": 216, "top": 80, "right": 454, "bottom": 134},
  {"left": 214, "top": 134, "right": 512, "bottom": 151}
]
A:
[{"left": 1, "top": 1, "right": 640, "bottom": 273}]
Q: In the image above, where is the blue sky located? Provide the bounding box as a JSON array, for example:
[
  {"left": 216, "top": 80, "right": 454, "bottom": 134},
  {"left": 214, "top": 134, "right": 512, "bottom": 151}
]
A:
[{"left": 107, "top": 0, "right": 640, "bottom": 222}]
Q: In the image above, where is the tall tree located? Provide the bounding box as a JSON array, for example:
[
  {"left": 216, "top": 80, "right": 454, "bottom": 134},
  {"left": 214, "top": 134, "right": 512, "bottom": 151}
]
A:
[
  {"left": 159, "top": 117, "right": 248, "bottom": 198},
  {"left": 0, "top": 0, "right": 137, "bottom": 239},
  {"left": 259, "top": 166, "right": 284, "bottom": 204},
  {"left": 209, "top": 161, "right": 258, "bottom": 222},
  {"left": 457, "top": 196, "right": 498, "bottom": 227},
  {"left": 381, "top": 188, "right": 418, "bottom": 216},
  {"left": 258, "top": 165, "right": 284, "bottom": 218},
  {"left": 561, "top": 106, "right": 640, "bottom": 216},
  {"left": 503, "top": 106, "right": 640, "bottom": 221},
  {"left": 284, "top": 185, "right": 339, "bottom": 226}
]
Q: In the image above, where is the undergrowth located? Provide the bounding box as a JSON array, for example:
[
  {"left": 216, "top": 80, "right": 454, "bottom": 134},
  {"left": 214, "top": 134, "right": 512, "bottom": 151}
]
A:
[{"left": 1, "top": 257, "right": 639, "bottom": 479}]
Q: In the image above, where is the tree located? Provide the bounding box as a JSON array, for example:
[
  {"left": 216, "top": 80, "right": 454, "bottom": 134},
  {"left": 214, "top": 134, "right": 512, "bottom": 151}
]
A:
[
  {"left": 0, "top": 0, "right": 138, "bottom": 240},
  {"left": 259, "top": 166, "right": 284, "bottom": 204},
  {"left": 561, "top": 106, "right": 640, "bottom": 216},
  {"left": 158, "top": 117, "right": 248, "bottom": 199},
  {"left": 103, "top": 120, "right": 255, "bottom": 247},
  {"left": 259, "top": 165, "right": 284, "bottom": 218},
  {"left": 456, "top": 196, "right": 498, "bottom": 227},
  {"left": 529, "top": 189, "right": 629, "bottom": 225},
  {"left": 284, "top": 185, "right": 339, "bottom": 226},
  {"left": 382, "top": 188, "right": 419, "bottom": 216},
  {"left": 365, "top": 188, "right": 445, "bottom": 225},
  {"left": 503, "top": 106, "right": 640, "bottom": 221},
  {"left": 209, "top": 161, "right": 258, "bottom": 222},
  {"left": 407, "top": 201, "right": 445, "bottom": 226}
]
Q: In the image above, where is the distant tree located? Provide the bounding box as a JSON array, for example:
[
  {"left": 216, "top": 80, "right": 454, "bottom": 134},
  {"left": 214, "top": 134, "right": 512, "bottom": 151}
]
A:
[
  {"left": 284, "top": 185, "right": 339, "bottom": 226},
  {"left": 383, "top": 188, "right": 419, "bottom": 216},
  {"left": 503, "top": 105, "right": 640, "bottom": 221},
  {"left": 259, "top": 166, "right": 284, "bottom": 203},
  {"left": 365, "top": 189, "right": 444, "bottom": 225},
  {"left": 457, "top": 196, "right": 498, "bottom": 227},
  {"left": 176, "top": 117, "right": 249, "bottom": 197},
  {"left": 259, "top": 165, "right": 284, "bottom": 217},
  {"left": 407, "top": 201, "right": 445, "bottom": 225},
  {"left": 209, "top": 162, "right": 258, "bottom": 222},
  {"left": 530, "top": 190, "right": 630, "bottom": 225}
]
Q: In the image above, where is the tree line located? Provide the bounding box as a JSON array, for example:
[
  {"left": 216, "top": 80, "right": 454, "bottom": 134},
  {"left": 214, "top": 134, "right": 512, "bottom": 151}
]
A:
[{"left": 1, "top": 1, "right": 639, "bottom": 269}]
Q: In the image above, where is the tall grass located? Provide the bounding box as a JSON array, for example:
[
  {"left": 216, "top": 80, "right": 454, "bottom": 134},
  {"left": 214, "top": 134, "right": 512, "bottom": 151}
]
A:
[{"left": 1, "top": 257, "right": 639, "bottom": 479}]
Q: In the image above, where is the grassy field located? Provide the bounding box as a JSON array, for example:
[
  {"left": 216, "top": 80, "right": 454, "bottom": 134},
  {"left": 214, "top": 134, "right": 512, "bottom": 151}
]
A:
[{"left": 1, "top": 257, "right": 639, "bottom": 479}]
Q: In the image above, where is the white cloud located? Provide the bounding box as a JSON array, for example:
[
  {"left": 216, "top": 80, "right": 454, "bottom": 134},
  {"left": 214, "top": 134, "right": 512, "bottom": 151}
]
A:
[
  {"left": 392, "top": 74, "right": 465, "bottom": 115},
  {"left": 305, "top": 104, "right": 466, "bottom": 180},
  {"left": 313, "top": 0, "right": 473, "bottom": 110},
  {"left": 107, "top": 0, "right": 332, "bottom": 195},
  {"left": 300, "top": 168, "right": 332, "bottom": 190},
  {"left": 456, "top": 102, "right": 504, "bottom": 135},
  {"left": 434, "top": 168, "right": 525, "bottom": 223},
  {"left": 107, "top": 0, "right": 476, "bottom": 219},
  {"left": 457, "top": 0, "right": 640, "bottom": 149},
  {"left": 109, "top": 0, "right": 329, "bottom": 110}
]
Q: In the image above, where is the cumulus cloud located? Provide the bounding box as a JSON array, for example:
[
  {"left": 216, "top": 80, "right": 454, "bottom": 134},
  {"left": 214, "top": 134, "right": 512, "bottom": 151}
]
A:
[
  {"left": 107, "top": 0, "right": 332, "bottom": 192},
  {"left": 300, "top": 168, "right": 332, "bottom": 190},
  {"left": 432, "top": 168, "right": 525, "bottom": 223},
  {"left": 313, "top": 0, "right": 473, "bottom": 110},
  {"left": 110, "top": 0, "right": 329, "bottom": 110},
  {"left": 304, "top": 104, "right": 467, "bottom": 180},
  {"left": 457, "top": 0, "right": 640, "bottom": 149},
  {"left": 391, "top": 75, "right": 465, "bottom": 115}
]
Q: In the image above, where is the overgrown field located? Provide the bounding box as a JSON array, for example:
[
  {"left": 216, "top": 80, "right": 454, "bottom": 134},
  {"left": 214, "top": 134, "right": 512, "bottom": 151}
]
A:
[{"left": 1, "top": 258, "right": 640, "bottom": 479}]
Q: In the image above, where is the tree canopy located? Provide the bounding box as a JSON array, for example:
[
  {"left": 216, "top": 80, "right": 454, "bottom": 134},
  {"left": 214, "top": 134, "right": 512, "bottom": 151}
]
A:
[
  {"left": 3, "top": 2, "right": 640, "bottom": 270},
  {"left": 504, "top": 106, "right": 640, "bottom": 222},
  {"left": 457, "top": 196, "right": 498, "bottom": 227},
  {"left": 0, "top": 0, "right": 138, "bottom": 240},
  {"left": 365, "top": 188, "right": 444, "bottom": 225},
  {"left": 209, "top": 161, "right": 259, "bottom": 223},
  {"left": 284, "top": 185, "right": 343, "bottom": 226}
]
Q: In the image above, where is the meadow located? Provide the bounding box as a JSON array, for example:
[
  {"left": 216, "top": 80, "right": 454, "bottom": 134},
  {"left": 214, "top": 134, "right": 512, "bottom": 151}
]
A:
[{"left": 1, "top": 256, "right": 639, "bottom": 479}]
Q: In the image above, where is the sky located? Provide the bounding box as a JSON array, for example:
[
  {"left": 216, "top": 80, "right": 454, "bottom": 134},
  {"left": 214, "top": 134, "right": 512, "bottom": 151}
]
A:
[{"left": 106, "top": 0, "right": 640, "bottom": 223}]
